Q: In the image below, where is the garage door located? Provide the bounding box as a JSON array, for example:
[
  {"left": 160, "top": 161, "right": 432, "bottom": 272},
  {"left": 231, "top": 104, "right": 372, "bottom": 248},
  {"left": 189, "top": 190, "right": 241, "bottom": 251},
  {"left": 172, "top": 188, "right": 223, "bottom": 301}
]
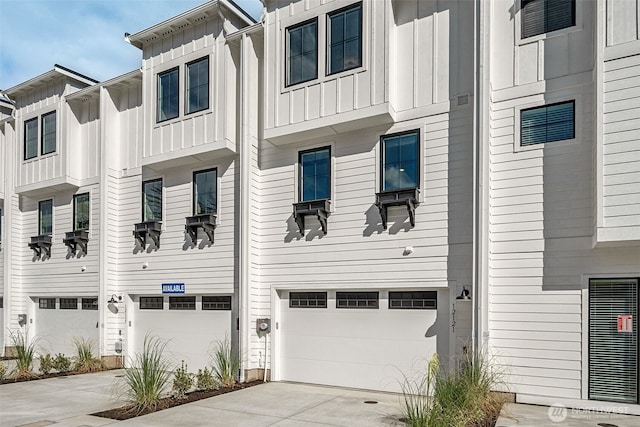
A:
[
  {"left": 132, "top": 295, "right": 233, "bottom": 373},
  {"left": 279, "top": 290, "right": 449, "bottom": 392},
  {"left": 36, "top": 297, "right": 100, "bottom": 356}
]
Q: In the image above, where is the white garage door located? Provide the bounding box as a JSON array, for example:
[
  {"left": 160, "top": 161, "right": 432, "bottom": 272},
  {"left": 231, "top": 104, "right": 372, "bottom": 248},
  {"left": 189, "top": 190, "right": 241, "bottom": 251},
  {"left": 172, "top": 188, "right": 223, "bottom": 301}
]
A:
[
  {"left": 36, "top": 297, "right": 100, "bottom": 357},
  {"left": 279, "top": 290, "right": 449, "bottom": 392},
  {"left": 132, "top": 295, "right": 233, "bottom": 373}
]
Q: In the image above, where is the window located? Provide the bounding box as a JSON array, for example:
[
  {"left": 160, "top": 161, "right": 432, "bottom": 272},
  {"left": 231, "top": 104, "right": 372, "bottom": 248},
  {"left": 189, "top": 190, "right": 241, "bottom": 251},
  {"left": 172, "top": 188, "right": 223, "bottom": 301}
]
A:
[
  {"left": 327, "top": 3, "right": 362, "bottom": 75},
  {"left": 39, "top": 199, "right": 53, "bottom": 235},
  {"left": 73, "top": 193, "right": 90, "bottom": 230},
  {"left": 193, "top": 169, "right": 217, "bottom": 215},
  {"left": 0, "top": 208, "right": 3, "bottom": 244},
  {"left": 202, "top": 296, "right": 231, "bottom": 310},
  {"left": 60, "top": 298, "right": 77, "bottom": 310},
  {"left": 0, "top": 297, "right": 3, "bottom": 309},
  {"left": 24, "top": 118, "right": 38, "bottom": 160},
  {"left": 286, "top": 19, "right": 318, "bottom": 86},
  {"left": 41, "top": 111, "right": 56, "bottom": 155},
  {"left": 336, "top": 292, "right": 379, "bottom": 309},
  {"left": 186, "top": 57, "right": 209, "bottom": 114},
  {"left": 389, "top": 291, "right": 437, "bottom": 309},
  {"left": 39, "top": 298, "right": 55, "bottom": 309},
  {"left": 140, "top": 296, "right": 163, "bottom": 310},
  {"left": 290, "top": 292, "right": 327, "bottom": 308},
  {"left": 381, "top": 130, "right": 420, "bottom": 191},
  {"left": 521, "top": 0, "right": 575, "bottom": 39},
  {"left": 520, "top": 101, "right": 574, "bottom": 146},
  {"left": 169, "top": 296, "right": 195, "bottom": 310},
  {"left": 157, "top": 67, "right": 179, "bottom": 122},
  {"left": 299, "top": 147, "right": 330, "bottom": 201},
  {"left": 142, "top": 179, "right": 163, "bottom": 222},
  {"left": 82, "top": 298, "right": 98, "bottom": 310}
]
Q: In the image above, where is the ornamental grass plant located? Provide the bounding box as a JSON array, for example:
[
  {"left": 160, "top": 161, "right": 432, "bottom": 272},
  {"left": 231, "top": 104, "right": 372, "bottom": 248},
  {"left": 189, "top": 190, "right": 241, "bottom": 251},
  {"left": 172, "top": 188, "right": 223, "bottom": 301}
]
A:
[
  {"left": 9, "top": 330, "right": 37, "bottom": 379},
  {"left": 211, "top": 335, "right": 239, "bottom": 388},
  {"left": 73, "top": 337, "right": 105, "bottom": 373}
]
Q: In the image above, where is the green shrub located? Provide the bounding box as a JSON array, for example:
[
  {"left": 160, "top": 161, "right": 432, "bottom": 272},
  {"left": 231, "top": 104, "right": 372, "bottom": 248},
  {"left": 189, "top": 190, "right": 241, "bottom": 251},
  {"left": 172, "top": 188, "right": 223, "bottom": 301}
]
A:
[
  {"left": 39, "top": 353, "right": 55, "bottom": 375},
  {"left": 73, "top": 337, "right": 104, "bottom": 373},
  {"left": 211, "top": 335, "right": 239, "bottom": 388},
  {"left": 196, "top": 367, "right": 217, "bottom": 391},
  {"left": 120, "top": 334, "right": 172, "bottom": 414},
  {"left": 172, "top": 361, "right": 194, "bottom": 398},
  {"left": 53, "top": 353, "right": 72, "bottom": 373},
  {"left": 0, "top": 362, "right": 6, "bottom": 381},
  {"left": 9, "top": 330, "right": 37, "bottom": 379}
]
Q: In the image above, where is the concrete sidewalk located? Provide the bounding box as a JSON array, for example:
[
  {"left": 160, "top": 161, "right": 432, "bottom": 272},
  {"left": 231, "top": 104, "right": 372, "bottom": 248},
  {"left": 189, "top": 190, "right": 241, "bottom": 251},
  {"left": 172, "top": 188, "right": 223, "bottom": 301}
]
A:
[{"left": 496, "top": 402, "right": 640, "bottom": 427}]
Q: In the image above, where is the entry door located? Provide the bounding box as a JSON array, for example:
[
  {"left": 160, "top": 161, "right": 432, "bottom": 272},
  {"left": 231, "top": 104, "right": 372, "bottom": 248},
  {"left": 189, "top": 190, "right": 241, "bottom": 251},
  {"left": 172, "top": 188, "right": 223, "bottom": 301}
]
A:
[{"left": 589, "top": 278, "right": 638, "bottom": 403}]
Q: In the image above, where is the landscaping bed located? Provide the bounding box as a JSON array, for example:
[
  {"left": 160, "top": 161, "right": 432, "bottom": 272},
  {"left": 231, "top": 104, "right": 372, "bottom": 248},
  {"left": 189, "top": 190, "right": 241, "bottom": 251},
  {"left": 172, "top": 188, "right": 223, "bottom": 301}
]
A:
[
  {"left": 92, "top": 380, "right": 263, "bottom": 420},
  {"left": 0, "top": 367, "right": 117, "bottom": 385}
]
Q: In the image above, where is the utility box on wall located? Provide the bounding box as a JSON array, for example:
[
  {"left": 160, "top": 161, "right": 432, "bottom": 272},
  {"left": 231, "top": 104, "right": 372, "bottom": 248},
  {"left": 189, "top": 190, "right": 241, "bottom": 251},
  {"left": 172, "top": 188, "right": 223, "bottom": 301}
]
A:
[{"left": 256, "top": 318, "right": 271, "bottom": 336}]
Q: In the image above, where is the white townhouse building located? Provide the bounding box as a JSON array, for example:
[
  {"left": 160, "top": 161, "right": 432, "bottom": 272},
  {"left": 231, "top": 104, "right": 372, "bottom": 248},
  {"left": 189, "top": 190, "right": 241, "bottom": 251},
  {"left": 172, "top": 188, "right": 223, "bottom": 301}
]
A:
[{"left": 0, "top": 0, "right": 639, "bottom": 412}]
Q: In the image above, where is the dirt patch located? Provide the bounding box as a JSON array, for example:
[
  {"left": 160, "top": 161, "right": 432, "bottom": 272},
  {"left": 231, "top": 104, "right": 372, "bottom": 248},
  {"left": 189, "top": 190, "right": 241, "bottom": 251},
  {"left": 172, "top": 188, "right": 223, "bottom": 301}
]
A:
[
  {"left": 0, "top": 368, "right": 117, "bottom": 385},
  {"left": 92, "top": 380, "right": 263, "bottom": 420}
]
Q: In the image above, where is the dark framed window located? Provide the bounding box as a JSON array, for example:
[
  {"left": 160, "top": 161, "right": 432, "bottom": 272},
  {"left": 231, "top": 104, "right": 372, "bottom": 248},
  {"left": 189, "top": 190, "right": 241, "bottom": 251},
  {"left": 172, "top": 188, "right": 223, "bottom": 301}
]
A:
[
  {"left": 39, "top": 298, "right": 56, "bottom": 309},
  {"left": 389, "top": 291, "right": 437, "bottom": 309},
  {"left": 39, "top": 199, "right": 53, "bottom": 235},
  {"left": 24, "top": 118, "right": 38, "bottom": 160},
  {"left": 0, "top": 297, "right": 3, "bottom": 309},
  {"left": 186, "top": 57, "right": 209, "bottom": 115},
  {"left": 157, "top": 67, "right": 179, "bottom": 122},
  {"left": 521, "top": 101, "right": 574, "bottom": 146},
  {"left": 0, "top": 208, "right": 3, "bottom": 243},
  {"left": 286, "top": 18, "right": 318, "bottom": 86},
  {"left": 60, "top": 298, "right": 78, "bottom": 310},
  {"left": 41, "top": 111, "right": 56, "bottom": 155},
  {"left": 299, "top": 147, "right": 330, "bottom": 201},
  {"left": 522, "top": 0, "right": 575, "bottom": 39},
  {"left": 82, "top": 298, "right": 98, "bottom": 310},
  {"left": 169, "top": 296, "right": 196, "bottom": 310},
  {"left": 290, "top": 292, "right": 327, "bottom": 308},
  {"left": 193, "top": 168, "right": 217, "bottom": 215},
  {"left": 73, "top": 193, "right": 90, "bottom": 230},
  {"left": 142, "top": 179, "right": 163, "bottom": 222},
  {"left": 336, "top": 292, "right": 379, "bottom": 309},
  {"left": 381, "top": 130, "right": 420, "bottom": 191},
  {"left": 140, "top": 296, "right": 164, "bottom": 310},
  {"left": 327, "top": 3, "right": 362, "bottom": 75},
  {"left": 202, "top": 296, "right": 231, "bottom": 310}
]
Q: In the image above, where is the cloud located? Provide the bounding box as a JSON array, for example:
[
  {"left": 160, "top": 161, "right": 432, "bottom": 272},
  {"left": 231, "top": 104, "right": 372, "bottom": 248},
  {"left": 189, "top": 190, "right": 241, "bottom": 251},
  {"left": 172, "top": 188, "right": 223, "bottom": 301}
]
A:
[{"left": 0, "top": 0, "right": 263, "bottom": 89}]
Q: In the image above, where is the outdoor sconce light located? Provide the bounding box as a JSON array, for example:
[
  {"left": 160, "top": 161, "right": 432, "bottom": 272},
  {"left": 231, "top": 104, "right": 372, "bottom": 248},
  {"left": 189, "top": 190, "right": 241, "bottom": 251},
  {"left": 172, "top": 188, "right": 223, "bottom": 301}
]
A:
[
  {"left": 456, "top": 287, "right": 471, "bottom": 300},
  {"left": 107, "top": 294, "right": 122, "bottom": 314}
]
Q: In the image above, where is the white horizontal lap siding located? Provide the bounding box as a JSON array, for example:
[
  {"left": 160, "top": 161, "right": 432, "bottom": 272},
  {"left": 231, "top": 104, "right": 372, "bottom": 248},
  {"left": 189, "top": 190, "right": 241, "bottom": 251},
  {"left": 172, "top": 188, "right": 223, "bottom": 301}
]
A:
[
  {"left": 603, "top": 56, "right": 640, "bottom": 231},
  {"left": 19, "top": 184, "right": 100, "bottom": 296},
  {"left": 488, "top": 89, "right": 593, "bottom": 400},
  {"left": 116, "top": 163, "right": 237, "bottom": 295},
  {"left": 258, "top": 110, "right": 472, "bottom": 288}
]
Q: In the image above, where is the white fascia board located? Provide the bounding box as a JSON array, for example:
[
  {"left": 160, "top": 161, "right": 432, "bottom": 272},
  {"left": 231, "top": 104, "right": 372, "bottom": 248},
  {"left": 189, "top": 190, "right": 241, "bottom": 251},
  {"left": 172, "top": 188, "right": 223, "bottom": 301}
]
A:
[{"left": 5, "top": 66, "right": 97, "bottom": 97}]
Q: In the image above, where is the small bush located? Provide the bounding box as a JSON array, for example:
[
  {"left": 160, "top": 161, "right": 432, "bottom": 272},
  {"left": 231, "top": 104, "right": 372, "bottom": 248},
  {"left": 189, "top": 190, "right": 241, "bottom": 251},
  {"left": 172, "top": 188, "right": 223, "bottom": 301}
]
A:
[
  {"left": 9, "top": 330, "right": 37, "bottom": 379},
  {"left": 196, "top": 367, "right": 217, "bottom": 391},
  {"left": 73, "top": 337, "right": 104, "bottom": 373},
  {"left": 120, "top": 334, "right": 172, "bottom": 414},
  {"left": 39, "top": 353, "right": 55, "bottom": 375},
  {"left": 172, "top": 361, "right": 194, "bottom": 398},
  {"left": 53, "top": 353, "right": 72, "bottom": 373},
  {"left": 0, "top": 362, "right": 6, "bottom": 381},
  {"left": 211, "top": 335, "right": 239, "bottom": 388}
]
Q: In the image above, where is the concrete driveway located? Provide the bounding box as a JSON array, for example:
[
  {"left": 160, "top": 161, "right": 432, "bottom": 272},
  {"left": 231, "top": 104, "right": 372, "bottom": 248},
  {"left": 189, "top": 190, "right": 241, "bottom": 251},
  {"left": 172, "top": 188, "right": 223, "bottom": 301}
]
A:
[{"left": 0, "top": 370, "right": 405, "bottom": 426}]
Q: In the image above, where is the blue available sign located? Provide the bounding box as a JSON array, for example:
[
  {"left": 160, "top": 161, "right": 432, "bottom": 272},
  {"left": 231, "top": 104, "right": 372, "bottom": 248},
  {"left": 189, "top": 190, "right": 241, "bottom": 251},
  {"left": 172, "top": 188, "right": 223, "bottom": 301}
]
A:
[{"left": 162, "top": 283, "right": 185, "bottom": 294}]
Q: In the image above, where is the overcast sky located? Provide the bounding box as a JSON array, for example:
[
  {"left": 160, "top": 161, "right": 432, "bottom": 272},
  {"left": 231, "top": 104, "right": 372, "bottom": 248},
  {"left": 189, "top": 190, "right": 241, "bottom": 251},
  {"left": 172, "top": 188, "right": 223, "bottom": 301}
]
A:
[{"left": 0, "top": 0, "right": 263, "bottom": 90}]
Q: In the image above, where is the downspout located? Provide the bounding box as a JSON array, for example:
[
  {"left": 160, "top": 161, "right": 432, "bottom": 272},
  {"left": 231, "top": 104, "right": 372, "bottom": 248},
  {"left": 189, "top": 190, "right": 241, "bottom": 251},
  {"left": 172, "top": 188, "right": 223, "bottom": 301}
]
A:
[{"left": 98, "top": 86, "right": 108, "bottom": 358}]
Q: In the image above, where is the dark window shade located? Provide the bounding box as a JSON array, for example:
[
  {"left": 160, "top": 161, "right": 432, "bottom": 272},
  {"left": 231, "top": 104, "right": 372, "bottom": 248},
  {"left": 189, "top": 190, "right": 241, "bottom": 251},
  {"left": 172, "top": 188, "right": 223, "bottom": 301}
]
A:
[
  {"left": 39, "top": 298, "right": 56, "bottom": 309},
  {"left": 140, "top": 297, "right": 163, "bottom": 310},
  {"left": 202, "top": 296, "right": 231, "bottom": 310},
  {"left": 169, "top": 296, "right": 196, "bottom": 310},
  {"left": 60, "top": 298, "right": 78, "bottom": 310},
  {"left": 521, "top": 101, "right": 574, "bottom": 146},
  {"left": 522, "top": 0, "right": 575, "bottom": 39}
]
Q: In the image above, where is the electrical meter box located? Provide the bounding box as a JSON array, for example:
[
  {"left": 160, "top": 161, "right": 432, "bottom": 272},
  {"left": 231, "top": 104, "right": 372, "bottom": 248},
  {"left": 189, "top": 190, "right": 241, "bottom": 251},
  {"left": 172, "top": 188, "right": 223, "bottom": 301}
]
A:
[{"left": 256, "top": 318, "right": 271, "bottom": 335}]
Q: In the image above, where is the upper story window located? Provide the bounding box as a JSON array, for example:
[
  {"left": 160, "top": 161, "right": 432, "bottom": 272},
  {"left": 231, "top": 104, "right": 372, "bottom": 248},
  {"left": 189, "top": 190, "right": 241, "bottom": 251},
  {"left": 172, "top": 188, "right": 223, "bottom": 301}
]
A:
[
  {"left": 39, "top": 199, "right": 53, "bottom": 235},
  {"left": 521, "top": 100, "right": 574, "bottom": 146},
  {"left": 286, "top": 19, "right": 318, "bottom": 87},
  {"left": 193, "top": 168, "right": 217, "bottom": 215},
  {"left": 381, "top": 130, "right": 420, "bottom": 191},
  {"left": 157, "top": 67, "right": 179, "bottom": 122},
  {"left": 142, "top": 179, "right": 163, "bottom": 222},
  {"left": 299, "top": 147, "right": 330, "bottom": 201},
  {"left": 521, "top": 0, "right": 575, "bottom": 39},
  {"left": 24, "top": 118, "right": 38, "bottom": 160},
  {"left": 186, "top": 57, "right": 209, "bottom": 115},
  {"left": 41, "top": 111, "right": 57, "bottom": 155},
  {"left": 327, "top": 3, "right": 362, "bottom": 75},
  {"left": 73, "top": 193, "right": 90, "bottom": 230}
]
